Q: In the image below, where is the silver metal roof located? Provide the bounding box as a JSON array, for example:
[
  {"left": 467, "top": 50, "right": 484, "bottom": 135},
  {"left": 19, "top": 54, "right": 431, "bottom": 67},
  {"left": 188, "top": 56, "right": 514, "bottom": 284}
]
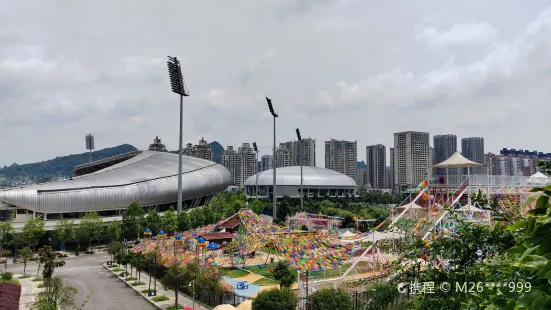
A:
[
  {"left": 0, "top": 151, "right": 230, "bottom": 213},
  {"left": 244, "top": 166, "right": 357, "bottom": 187}
]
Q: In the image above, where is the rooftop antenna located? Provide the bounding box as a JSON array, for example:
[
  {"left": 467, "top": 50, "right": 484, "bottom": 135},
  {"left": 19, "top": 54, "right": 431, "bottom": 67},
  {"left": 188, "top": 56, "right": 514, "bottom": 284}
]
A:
[{"left": 85, "top": 134, "right": 95, "bottom": 163}]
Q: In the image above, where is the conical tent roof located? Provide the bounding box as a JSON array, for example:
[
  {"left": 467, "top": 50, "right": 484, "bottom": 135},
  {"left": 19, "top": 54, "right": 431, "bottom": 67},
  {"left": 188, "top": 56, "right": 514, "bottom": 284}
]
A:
[{"left": 432, "top": 151, "right": 483, "bottom": 168}]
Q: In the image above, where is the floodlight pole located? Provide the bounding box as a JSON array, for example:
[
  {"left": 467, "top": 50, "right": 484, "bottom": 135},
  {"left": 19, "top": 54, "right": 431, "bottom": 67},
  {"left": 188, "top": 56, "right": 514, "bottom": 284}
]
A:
[
  {"left": 177, "top": 93, "right": 183, "bottom": 214},
  {"left": 253, "top": 142, "right": 260, "bottom": 198},
  {"left": 167, "top": 56, "right": 189, "bottom": 214},
  {"left": 273, "top": 115, "right": 277, "bottom": 219},
  {"left": 296, "top": 128, "right": 304, "bottom": 211}
]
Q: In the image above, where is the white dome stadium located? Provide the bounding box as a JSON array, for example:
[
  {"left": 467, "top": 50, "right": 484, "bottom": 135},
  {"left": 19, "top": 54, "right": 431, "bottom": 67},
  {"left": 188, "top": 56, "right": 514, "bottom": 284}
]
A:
[{"left": 244, "top": 166, "right": 356, "bottom": 198}]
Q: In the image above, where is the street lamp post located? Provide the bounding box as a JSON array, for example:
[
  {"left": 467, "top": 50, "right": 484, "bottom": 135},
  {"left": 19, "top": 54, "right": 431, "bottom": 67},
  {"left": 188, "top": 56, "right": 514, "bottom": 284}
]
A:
[
  {"left": 253, "top": 142, "right": 259, "bottom": 198},
  {"left": 296, "top": 128, "right": 304, "bottom": 211},
  {"left": 189, "top": 281, "right": 195, "bottom": 308},
  {"left": 266, "top": 97, "right": 278, "bottom": 220},
  {"left": 167, "top": 56, "right": 190, "bottom": 214}
]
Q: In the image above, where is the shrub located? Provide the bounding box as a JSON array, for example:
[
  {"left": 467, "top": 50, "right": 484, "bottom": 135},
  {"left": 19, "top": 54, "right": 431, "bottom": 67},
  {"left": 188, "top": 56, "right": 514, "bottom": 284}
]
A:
[
  {"left": 311, "top": 288, "right": 353, "bottom": 310},
  {"left": 151, "top": 295, "right": 169, "bottom": 302},
  {"left": 1, "top": 272, "right": 14, "bottom": 281},
  {"left": 252, "top": 288, "right": 296, "bottom": 310}
]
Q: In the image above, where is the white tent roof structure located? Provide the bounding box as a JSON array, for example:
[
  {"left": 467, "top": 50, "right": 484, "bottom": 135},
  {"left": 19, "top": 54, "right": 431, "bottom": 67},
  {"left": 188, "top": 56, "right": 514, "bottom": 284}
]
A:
[
  {"left": 399, "top": 202, "right": 423, "bottom": 210},
  {"left": 432, "top": 151, "right": 484, "bottom": 168},
  {"left": 529, "top": 172, "right": 550, "bottom": 184}
]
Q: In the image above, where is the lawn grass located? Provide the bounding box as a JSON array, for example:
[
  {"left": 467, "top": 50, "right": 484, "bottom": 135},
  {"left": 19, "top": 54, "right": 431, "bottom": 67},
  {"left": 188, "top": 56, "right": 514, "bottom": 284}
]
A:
[
  {"left": 32, "top": 278, "right": 44, "bottom": 282},
  {"left": 253, "top": 278, "right": 279, "bottom": 286},
  {"left": 112, "top": 268, "right": 124, "bottom": 272},
  {"left": 0, "top": 279, "right": 20, "bottom": 286},
  {"left": 108, "top": 265, "right": 119, "bottom": 269},
  {"left": 259, "top": 247, "right": 280, "bottom": 255},
  {"left": 125, "top": 277, "right": 137, "bottom": 281},
  {"left": 309, "top": 263, "right": 351, "bottom": 278},
  {"left": 166, "top": 305, "right": 183, "bottom": 310},
  {"left": 141, "top": 289, "right": 152, "bottom": 294},
  {"left": 219, "top": 267, "right": 249, "bottom": 278},
  {"left": 131, "top": 282, "right": 146, "bottom": 286},
  {"left": 151, "top": 295, "right": 169, "bottom": 302},
  {"left": 243, "top": 265, "right": 277, "bottom": 281},
  {"left": 18, "top": 275, "right": 31, "bottom": 279}
]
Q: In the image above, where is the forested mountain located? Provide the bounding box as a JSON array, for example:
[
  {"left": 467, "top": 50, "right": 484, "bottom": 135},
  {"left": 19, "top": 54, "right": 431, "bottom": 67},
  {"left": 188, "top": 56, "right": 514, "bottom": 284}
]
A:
[{"left": 0, "top": 144, "right": 137, "bottom": 184}]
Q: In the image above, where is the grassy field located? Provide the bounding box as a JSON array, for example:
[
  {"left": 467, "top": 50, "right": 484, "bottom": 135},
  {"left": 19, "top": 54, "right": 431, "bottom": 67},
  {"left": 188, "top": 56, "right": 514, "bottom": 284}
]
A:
[
  {"left": 253, "top": 278, "right": 279, "bottom": 286},
  {"left": 309, "top": 263, "right": 351, "bottom": 278},
  {"left": 259, "top": 247, "right": 280, "bottom": 255},
  {"left": 219, "top": 267, "right": 250, "bottom": 278},
  {"left": 243, "top": 265, "right": 277, "bottom": 281}
]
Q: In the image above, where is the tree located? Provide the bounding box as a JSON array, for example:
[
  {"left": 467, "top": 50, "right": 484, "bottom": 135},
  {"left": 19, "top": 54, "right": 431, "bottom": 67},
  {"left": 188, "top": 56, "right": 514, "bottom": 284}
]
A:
[
  {"left": 189, "top": 208, "right": 205, "bottom": 228},
  {"left": 19, "top": 247, "right": 33, "bottom": 276},
  {"left": 122, "top": 201, "right": 145, "bottom": 240},
  {"left": 33, "top": 276, "right": 88, "bottom": 310},
  {"left": 252, "top": 288, "right": 297, "bottom": 310},
  {"left": 107, "top": 241, "right": 126, "bottom": 264},
  {"left": 144, "top": 210, "right": 162, "bottom": 233},
  {"left": 2, "top": 249, "right": 11, "bottom": 272},
  {"left": 79, "top": 212, "right": 103, "bottom": 252},
  {"left": 162, "top": 207, "right": 178, "bottom": 234},
  {"left": 38, "top": 246, "right": 65, "bottom": 279},
  {"left": 270, "top": 261, "right": 297, "bottom": 289},
  {"left": 177, "top": 210, "right": 191, "bottom": 232},
  {"left": 23, "top": 219, "right": 45, "bottom": 252},
  {"left": 106, "top": 221, "right": 122, "bottom": 243},
  {"left": 54, "top": 219, "right": 75, "bottom": 252},
  {"left": 161, "top": 263, "right": 186, "bottom": 309},
  {"left": 311, "top": 288, "right": 353, "bottom": 310},
  {"left": 0, "top": 222, "right": 14, "bottom": 257}
]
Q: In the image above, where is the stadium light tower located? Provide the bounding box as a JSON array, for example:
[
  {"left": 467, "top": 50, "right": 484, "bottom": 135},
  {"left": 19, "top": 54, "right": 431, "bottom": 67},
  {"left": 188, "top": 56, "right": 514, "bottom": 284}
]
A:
[
  {"left": 266, "top": 97, "right": 278, "bottom": 220},
  {"left": 167, "top": 56, "right": 190, "bottom": 214},
  {"left": 85, "top": 134, "right": 95, "bottom": 163},
  {"left": 296, "top": 128, "right": 304, "bottom": 211},
  {"left": 253, "top": 142, "right": 259, "bottom": 198}
]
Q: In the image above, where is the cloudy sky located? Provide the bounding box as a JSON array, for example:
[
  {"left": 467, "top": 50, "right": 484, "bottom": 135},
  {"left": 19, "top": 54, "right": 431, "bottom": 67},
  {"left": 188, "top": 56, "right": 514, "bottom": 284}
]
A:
[{"left": 1, "top": 0, "right": 551, "bottom": 167}]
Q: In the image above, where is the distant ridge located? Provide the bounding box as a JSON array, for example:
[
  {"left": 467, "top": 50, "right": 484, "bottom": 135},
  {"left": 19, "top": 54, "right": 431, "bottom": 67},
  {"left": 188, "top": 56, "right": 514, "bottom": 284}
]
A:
[{"left": 0, "top": 144, "right": 137, "bottom": 184}]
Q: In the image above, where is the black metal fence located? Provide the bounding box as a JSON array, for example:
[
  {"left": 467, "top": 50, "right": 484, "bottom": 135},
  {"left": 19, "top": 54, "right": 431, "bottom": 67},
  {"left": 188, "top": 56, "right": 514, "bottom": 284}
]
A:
[{"left": 297, "top": 291, "right": 408, "bottom": 310}]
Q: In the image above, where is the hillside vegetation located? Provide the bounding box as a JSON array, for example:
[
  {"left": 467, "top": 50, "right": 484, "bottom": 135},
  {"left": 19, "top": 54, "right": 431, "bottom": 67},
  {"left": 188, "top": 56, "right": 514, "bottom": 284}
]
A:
[{"left": 0, "top": 144, "right": 137, "bottom": 184}]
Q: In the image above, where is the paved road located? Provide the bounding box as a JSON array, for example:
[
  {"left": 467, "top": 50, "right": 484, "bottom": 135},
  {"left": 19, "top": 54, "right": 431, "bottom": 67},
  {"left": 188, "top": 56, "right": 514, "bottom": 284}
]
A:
[{"left": 7, "top": 254, "right": 154, "bottom": 310}]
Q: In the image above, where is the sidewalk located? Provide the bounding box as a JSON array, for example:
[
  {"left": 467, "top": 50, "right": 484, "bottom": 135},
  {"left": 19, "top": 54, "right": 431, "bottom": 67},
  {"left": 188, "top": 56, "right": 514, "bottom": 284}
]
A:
[
  {"left": 104, "top": 263, "right": 211, "bottom": 310},
  {"left": 15, "top": 273, "right": 45, "bottom": 310}
]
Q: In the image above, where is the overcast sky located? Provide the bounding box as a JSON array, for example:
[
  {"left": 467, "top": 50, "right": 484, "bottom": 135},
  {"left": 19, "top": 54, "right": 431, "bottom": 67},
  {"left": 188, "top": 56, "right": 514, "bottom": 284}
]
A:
[{"left": 1, "top": 0, "right": 551, "bottom": 167}]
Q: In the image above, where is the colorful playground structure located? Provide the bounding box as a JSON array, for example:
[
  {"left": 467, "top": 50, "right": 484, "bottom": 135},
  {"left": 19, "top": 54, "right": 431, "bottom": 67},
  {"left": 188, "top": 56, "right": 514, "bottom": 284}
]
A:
[{"left": 130, "top": 152, "right": 549, "bottom": 299}]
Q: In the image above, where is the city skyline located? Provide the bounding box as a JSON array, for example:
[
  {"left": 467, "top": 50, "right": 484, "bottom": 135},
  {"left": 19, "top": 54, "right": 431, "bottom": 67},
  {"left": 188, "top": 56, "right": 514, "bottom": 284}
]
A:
[{"left": 2, "top": 1, "right": 551, "bottom": 168}]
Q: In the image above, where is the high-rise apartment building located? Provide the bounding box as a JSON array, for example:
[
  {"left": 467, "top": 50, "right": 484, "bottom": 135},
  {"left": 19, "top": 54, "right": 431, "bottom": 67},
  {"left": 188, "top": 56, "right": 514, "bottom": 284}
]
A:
[
  {"left": 461, "top": 137, "right": 485, "bottom": 174},
  {"left": 222, "top": 143, "right": 258, "bottom": 186},
  {"left": 182, "top": 137, "right": 214, "bottom": 162},
  {"left": 394, "top": 131, "right": 430, "bottom": 192},
  {"left": 356, "top": 168, "right": 369, "bottom": 190},
  {"left": 366, "top": 144, "right": 386, "bottom": 189},
  {"left": 222, "top": 146, "right": 239, "bottom": 185},
  {"left": 236, "top": 143, "right": 257, "bottom": 187},
  {"left": 325, "top": 139, "right": 357, "bottom": 180},
  {"left": 275, "top": 145, "right": 291, "bottom": 168},
  {"left": 389, "top": 147, "right": 395, "bottom": 190},
  {"left": 261, "top": 155, "right": 273, "bottom": 171},
  {"left": 433, "top": 134, "right": 457, "bottom": 175},
  {"left": 148, "top": 136, "right": 167, "bottom": 152},
  {"left": 279, "top": 138, "right": 316, "bottom": 166}
]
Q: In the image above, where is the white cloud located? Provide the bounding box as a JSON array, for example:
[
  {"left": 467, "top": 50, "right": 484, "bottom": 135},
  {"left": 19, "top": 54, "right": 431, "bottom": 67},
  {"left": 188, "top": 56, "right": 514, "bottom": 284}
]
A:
[
  {"left": 415, "top": 20, "right": 498, "bottom": 48},
  {"left": 248, "top": 49, "right": 276, "bottom": 72}
]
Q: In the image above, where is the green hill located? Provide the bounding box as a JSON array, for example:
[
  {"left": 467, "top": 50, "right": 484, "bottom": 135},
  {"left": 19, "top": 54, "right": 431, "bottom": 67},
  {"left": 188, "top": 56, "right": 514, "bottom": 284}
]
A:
[{"left": 0, "top": 144, "right": 137, "bottom": 184}]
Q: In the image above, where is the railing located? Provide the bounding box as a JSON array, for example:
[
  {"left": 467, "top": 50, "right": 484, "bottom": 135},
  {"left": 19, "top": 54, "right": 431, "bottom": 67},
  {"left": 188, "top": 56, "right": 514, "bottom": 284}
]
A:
[{"left": 438, "top": 174, "right": 550, "bottom": 187}]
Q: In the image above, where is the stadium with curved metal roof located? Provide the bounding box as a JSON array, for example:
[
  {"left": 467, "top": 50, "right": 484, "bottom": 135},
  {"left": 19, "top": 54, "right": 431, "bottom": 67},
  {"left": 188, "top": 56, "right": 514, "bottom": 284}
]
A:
[
  {"left": 0, "top": 150, "right": 230, "bottom": 224},
  {"left": 244, "top": 166, "right": 357, "bottom": 198}
]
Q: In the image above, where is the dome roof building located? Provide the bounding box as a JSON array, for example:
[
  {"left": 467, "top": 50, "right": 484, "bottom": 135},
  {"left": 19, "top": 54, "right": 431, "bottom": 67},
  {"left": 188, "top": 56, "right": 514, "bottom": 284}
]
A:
[{"left": 244, "top": 166, "right": 356, "bottom": 198}]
